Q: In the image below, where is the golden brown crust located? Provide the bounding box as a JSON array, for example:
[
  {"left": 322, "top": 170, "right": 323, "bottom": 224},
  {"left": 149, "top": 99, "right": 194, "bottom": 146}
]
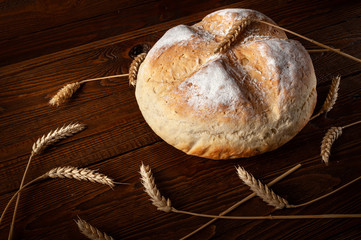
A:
[{"left": 135, "top": 8, "right": 317, "bottom": 159}]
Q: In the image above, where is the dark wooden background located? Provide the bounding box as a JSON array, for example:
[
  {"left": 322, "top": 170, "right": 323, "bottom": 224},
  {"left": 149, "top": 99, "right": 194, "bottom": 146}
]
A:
[{"left": 1, "top": 0, "right": 361, "bottom": 239}]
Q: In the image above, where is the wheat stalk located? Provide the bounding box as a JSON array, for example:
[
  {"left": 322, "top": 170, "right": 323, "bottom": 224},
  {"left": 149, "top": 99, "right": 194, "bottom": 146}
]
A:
[
  {"left": 140, "top": 163, "right": 172, "bottom": 212},
  {"left": 75, "top": 217, "right": 114, "bottom": 240},
  {"left": 310, "top": 75, "right": 341, "bottom": 120},
  {"left": 320, "top": 127, "right": 343, "bottom": 165},
  {"left": 46, "top": 166, "right": 115, "bottom": 188},
  {"left": 180, "top": 164, "right": 302, "bottom": 240},
  {"left": 290, "top": 175, "right": 361, "bottom": 208},
  {"left": 236, "top": 166, "right": 289, "bottom": 209},
  {"left": 256, "top": 20, "right": 361, "bottom": 63},
  {"left": 307, "top": 48, "right": 340, "bottom": 53},
  {"left": 0, "top": 175, "right": 47, "bottom": 225},
  {"left": 172, "top": 210, "right": 361, "bottom": 220},
  {"left": 49, "top": 74, "right": 129, "bottom": 107},
  {"left": 8, "top": 122, "right": 86, "bottom": 240},
  {"left": 214, "top": 18, "right": 252, "bottom": 53},
  {"left": 129, "top": 53, "right": 147, "bottom": 87}
]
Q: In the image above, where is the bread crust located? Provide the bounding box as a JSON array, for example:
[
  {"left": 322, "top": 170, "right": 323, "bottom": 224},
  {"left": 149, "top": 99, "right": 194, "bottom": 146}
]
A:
[{"left": 135, "top": 8, "right": 317, "bottom": 159}]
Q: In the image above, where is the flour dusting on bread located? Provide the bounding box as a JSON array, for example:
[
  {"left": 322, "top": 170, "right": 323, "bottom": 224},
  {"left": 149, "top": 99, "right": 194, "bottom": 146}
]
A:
[
  {"left": 148, "top": 25, "right": 196, "bottom": 57},
  {"left": 178, "top": 59, "right": 243, "bottom": 114}
]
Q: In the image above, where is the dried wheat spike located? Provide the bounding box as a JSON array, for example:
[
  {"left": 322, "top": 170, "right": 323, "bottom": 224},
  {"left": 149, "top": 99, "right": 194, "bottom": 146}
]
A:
[
  {"left": 215, "top": 18, "right": 252, "bottom": 53},
  {"left": 32, "top": 122, "right": 86, "bottom": 155},
  {"left": 129, "top": 53, "right": 147, "bottom": 87},
  {"left": 321, "top": 126, "right": 343, "bottom": 165},
  {"left": 140, "top": 163, "right": 172, "bottom": 212},
  {"left": 46, "top": 166, "right": 115, "bottom": 188},
  {"left": 310, "top": 75, "right": 341, "bottom": 120},
  {"left": 321, "top": 75, "right": 341, "bottom": 114},
  {"left": 49, "top": 82, "right": 81, "bottom": 106},
  {"left": 75, "top": 217, "right": 114, "bottom": 240},
  {"left": 236, "top": 166, "right": 289, "bottom": 209}
]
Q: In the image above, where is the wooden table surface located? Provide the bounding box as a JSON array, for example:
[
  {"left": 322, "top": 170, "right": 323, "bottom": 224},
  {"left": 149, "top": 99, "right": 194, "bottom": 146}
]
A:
[{"left": 1, "top": 0, "right": 361, "bottom": 239}]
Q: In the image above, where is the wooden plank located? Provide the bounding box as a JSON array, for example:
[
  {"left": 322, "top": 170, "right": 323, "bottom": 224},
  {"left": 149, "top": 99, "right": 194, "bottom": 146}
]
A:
[
  {"left": 0, "top": 0, "right": 155, "bottom": 40},
  {"left": 0, "top": 0, "right": 243, "bottom": 66},
  {"left": 0, "top": 138, "right": 360, "bottom": 239},
  {"left": 0, "top": 0, "right": 357, "bottom": 66},
  {"left": 0, "top": 0, "right": 361, "bottom": 239}
]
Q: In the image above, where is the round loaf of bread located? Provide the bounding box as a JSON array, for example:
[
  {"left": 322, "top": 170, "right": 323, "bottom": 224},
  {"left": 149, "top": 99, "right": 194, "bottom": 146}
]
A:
[{"left": 135, "top": 8, "right": 317, "bottom": 159}]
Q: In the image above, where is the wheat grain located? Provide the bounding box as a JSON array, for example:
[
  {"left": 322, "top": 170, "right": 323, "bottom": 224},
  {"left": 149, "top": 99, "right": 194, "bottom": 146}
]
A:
[
  {"left": 236, "top": 166, "right": 289, "bottom": 209},
  {"left": 46, "top": 166, "right": 115, "bottom": 188},
  {"left": 129, "top": 53, "right": 147, "bottom": 87},
  {"left": 139, "top": 163, "right": 172, "bottom": 212},
  {"left": 32, "top": 122, "right": 86, "bottom": 155},
  {"left": 321, "top": 126, "right": 343, "bottom": 165},
  {"left": 75, "top": 217, "right": 114, "bottom": 240},
  {"left": 79, "top": 74, "right": 129, "bottom": 84},
  {"left": 49, "top": 82, "right": 81, "bottom": 106},
  {"left": 215, "top": 18, "right": 252, "bottom": 53}
]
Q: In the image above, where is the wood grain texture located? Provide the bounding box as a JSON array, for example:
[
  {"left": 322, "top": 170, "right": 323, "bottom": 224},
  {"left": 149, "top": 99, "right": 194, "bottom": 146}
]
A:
[{"left": 1, "top": 0, "right": 361, "bottom": 239}]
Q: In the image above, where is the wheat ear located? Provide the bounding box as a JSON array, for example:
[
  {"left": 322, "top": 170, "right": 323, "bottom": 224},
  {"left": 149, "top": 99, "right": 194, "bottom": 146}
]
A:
[
  {"left": 140, "top": 163, "right": 172, "bottom": 212},
  {"left": 320, "top": 119, "right": 361, "bottom": 165},
  {"left": 236, "top": 166, "right": 289, "bottom": 209},
  {"left": 49, "top": 82, "right": 81, "bottom": 106},
  {"left": 214, "top": 18, "right": 252, "bottom": 53},
  {"left": 32, "top": 122, "right": 86, "bottom": 155},
  {"left": 46, "top": 166, "right": 115, "bottom": 188},
  {"left": 8, "top": 122, "right": 86, "bottom": 240},
  {"left": 129, "top": 53, "right": 147, "bottom": 87},
  {"left": 75, "top": 217, "right": 114, "bottom": 240},
  {"left": 320, "top": 127, "right": 343, "bottom": 165},
  {"left": 310, "top": 75, "right": 341, "bottom": 120},
  {"left": 1, "top": 167, "right": 120, "bottom": 226},
  {"left": 49, "top": 74, "right": 129, "bottom": 106}
]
